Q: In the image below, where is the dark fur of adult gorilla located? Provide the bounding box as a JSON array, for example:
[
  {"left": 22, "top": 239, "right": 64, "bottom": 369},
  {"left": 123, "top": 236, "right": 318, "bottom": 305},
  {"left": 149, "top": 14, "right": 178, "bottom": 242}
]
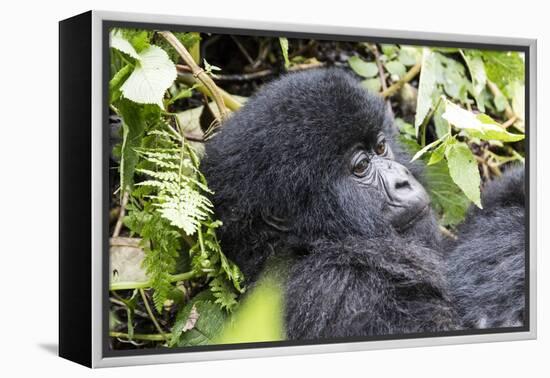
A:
[{"left": 202, "top": 69, "right": 525, "bottom": 339}]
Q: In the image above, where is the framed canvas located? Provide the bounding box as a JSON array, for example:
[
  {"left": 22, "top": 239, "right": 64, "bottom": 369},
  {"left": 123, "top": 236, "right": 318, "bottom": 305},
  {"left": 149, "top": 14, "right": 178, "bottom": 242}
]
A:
[{"left": 59, "top": 10, "right": 537, "bottom": 368}]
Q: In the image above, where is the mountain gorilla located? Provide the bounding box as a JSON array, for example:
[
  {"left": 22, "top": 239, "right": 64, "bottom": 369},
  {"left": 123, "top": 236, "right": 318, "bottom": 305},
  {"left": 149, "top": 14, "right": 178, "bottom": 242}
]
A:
[{"left": 202, "top": 69, "right": 525, "bottom": 339}]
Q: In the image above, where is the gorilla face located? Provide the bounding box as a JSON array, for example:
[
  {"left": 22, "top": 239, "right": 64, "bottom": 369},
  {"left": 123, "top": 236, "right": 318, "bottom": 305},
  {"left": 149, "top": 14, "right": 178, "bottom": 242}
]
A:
[{"left": 347, "top": 132, "right": 430, "bottom": 232}]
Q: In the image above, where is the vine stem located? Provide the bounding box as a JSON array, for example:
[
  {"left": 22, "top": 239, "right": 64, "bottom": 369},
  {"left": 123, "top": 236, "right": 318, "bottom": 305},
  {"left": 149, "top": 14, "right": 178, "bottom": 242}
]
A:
[
  {"left": 139, "top": 289, "right": 169, "bottom": 341},
  {"left": 367, "top": 43, "right": 388, "bottom": 93},
  {"left": 381, "top": 62, "right": 422, "bottom": 98},
  {"left": 159, "top": 31, "right": 229, "bottom": 122},
  {"left": 418, "top": 96, "right": 444, "bottom": 147},
  {"left": 177, "top": 71, "right": 242, "bottom": 111},
  {"left": 110, "top": 271, "right": 196, "bottom": 291},
  {"left": 110, "top": 331, "right": 171, "bottom": 341},
  {"left": 112, "top": 190, "right": 129, "bottom": 237}
]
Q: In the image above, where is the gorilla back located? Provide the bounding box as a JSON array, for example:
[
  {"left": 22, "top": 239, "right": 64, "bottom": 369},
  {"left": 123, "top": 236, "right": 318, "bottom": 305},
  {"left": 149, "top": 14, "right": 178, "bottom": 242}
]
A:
[{"left": 202, "top": 68, "right": 525, "bottom": 339}]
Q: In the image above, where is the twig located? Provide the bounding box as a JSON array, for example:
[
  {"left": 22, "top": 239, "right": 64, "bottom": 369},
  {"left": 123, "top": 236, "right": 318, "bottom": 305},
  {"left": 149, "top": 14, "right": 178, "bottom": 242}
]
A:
[
  {"left": 439, "top": 225, "right": 457, "bottom": 240},
  {"left": 110, "top": 270, "right": 196, "bottom": 291},
  {"left": 112, "top": 191, "right": 129, "bottom": 237},
  {"left": 178, "top": 60, "right": 324, "bottom": 83},
  {"left": 381, "top": 62, "right": 422, "bottom": 98},
  {"left": 501, "top": 115, "right": 518, "bottom": 129},
  {"left": 418, "top": 96, "right": 443, "bottom": 147},
  {"left": 110, "top": 297, "right": 155, "bottom": 321},
  {"left": 110, "top": 331, "right": 170, "bottom": 342},
  {"left": 139, "top": 289, "right": 169, "bottom": 341},
  {"left": 486, "top": 80, "right": 516, "bottom": 121},
  {"left": 367, "top": 43, "right": 388, "bottom": 93},
  {"left": 159, "top": 31, "right": 229, "bottom": 122},
  {"left": 177, "top": 72, "right": 242, "bottom": 111},
  {"left": 230, "top": 35, "right": 255, "bottom": 65}
]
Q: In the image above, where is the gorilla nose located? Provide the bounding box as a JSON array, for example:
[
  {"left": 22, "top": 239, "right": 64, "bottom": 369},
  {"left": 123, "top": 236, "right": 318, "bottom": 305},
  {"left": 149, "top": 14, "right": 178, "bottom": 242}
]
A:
[
  {"left": 383, "top": 162, "right": 431, "bottom": 230},
  {"left": 391, "top": 165, "right": 414, "bottom": 194}
]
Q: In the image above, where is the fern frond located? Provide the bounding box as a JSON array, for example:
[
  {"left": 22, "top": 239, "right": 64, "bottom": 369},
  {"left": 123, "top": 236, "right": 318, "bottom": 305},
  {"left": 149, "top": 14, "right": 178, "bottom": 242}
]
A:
[{"left": 136, "top": 137, "right": 213, "bottom": 236}]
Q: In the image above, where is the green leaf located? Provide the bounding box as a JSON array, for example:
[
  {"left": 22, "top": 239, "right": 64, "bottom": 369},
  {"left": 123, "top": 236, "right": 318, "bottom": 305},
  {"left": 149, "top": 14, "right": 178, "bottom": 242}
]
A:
[
  {"left": 445, "top": 142, "right": 482, "bottom": 208},
  {"left": 170, "top": 293, "right": 226, "bottom": 347},
  {"left": 428, "top": 140, "right": 447, "bottom": 165},
  {"left": 348, "top": 56, "right": 378, "bottom": 78},
  {"left": 398, "top": 137, "right": 469, "bottom": 226},
  {"left": 385, "top": 60, "right": 407, "bottom": 78},
  {"left": 121, "top": 45, "right": 177, "bottom": 108},
  {"left": 381, "top": 44, "right": 398, "bottom": 57},
  {"left": 442, "top": 100, "right": 524, "bottom": 142},
  {"left": 398, "top": 46, "right": 420, "bottom": 66},
  {"left": 203, "top": 59, "right": 221, "bottom": 73},
  {"left": 411, "top": 137, "right": 443, "bottom": 162},
  {"left": 117, "top": 99, "right": 147, "bottom": 193},
  {"left": 361, "top": 78, "right": 382, "bottom": 92},
  {"left": 462, "top": 51, "right": 487, "bottom": 112},
  {"left": 166, "top": 85, "right": 196, "bottom": 106},
  {"left": 279, "top": 37, "right": 290, "bottom": 69},
  {"left": 482, "top": 51, "right": 525, "bottom": 90},
  {"left": 507, "top": 80, "right": 525, "bottom": 132},
  {"left": 209, "top": 277, "right": 238, "bottom": 311},
  {"left": 216, "top": 275, "right": 284, "bottom": 344},
  {"left": 424, "top": 160, "right": 470, "bottom": 226},
  {"left": 109, "top": 64, "right": 133, "bottom": 104},
  {"left": 415, "top": 48, "right": 438, "bottom": 132},
  {"left": 110, "top": 30, "right": 141, "bottom": 60},
  {"left": 395, "top": 118, "right": 416, "bottom": 137}
]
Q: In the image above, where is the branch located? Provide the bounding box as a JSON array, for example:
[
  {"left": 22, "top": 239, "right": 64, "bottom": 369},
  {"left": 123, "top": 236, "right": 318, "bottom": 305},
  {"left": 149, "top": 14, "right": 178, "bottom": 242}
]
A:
[
  {"left": 139, "top": 289, "right": 169, "bottom": 341},
  {"left": 110, "top": 331, "right": 170, "bottom": 341},
  {"left": 381, "top": 62, "right": 422, "bottom": 98},
  {"left": 159, "top": 31, "right": 229, "bottom": 122},
  {"left": 367, "top": 43, "right": 388, "bottom": 93},
  {"left": 112, "top": 191, "right": 129, "bottom": 238},
  {"left": 177, "top": 71, "right": 243, "bottom": 111},
  {"left": 110, "top": 270, "right": 196, "bottom": 291}
]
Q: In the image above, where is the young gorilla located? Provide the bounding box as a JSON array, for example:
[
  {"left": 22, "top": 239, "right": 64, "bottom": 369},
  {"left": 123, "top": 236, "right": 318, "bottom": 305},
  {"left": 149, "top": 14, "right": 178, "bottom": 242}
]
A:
[{"left": 202, "top": 69, "right": 525, "bottom": 339}]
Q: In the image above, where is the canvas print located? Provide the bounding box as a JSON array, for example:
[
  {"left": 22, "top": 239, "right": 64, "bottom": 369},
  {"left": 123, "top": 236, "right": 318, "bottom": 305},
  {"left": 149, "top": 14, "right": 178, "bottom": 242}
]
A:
[{"left": 107, "top": 27, "right": 526, "bottom": 352}]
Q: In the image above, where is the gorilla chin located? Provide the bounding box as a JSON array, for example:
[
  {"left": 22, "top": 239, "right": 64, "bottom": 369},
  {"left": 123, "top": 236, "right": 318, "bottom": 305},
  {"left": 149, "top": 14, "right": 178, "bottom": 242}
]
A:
[{"left": 203, "top": 68, "right": 526, "bottom": 340}]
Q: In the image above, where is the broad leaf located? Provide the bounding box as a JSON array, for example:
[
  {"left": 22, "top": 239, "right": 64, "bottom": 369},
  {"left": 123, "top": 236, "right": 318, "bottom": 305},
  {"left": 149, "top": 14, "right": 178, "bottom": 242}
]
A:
[
  {"left": 361, "top": 78, "right": 382, "bottom": 92},
  {"left": 445, "top": 142, "right": 482, "bottom": 208},
  {"left": 442, "top": 100, "right": 524, "bottom": 142},
  {"left": 170, "top": 293, "right": 226, "bottom": 347},
  {"left": 398, "top": 46, "right": 420, "bottom": 66},
  {"left": 117, "top": 99, "right": 147, "bottom": 193},
  {"left": 428, "top": 140, "right": 447, "bottom": 166},
  {"left": 462, "top": 51, "right": 487, "bottom": 112},
  {"left": 110, "top": 31, "right": 141, "bottom": 60},
  {"left": 415, "top": 48, "right": 438, "bottom": 132},
  {"left": 348, "top": 56, "right": 378, "bottom": 78},
  {"left": 385, "top": 60, "right": 406, "bottom": 78},
  {"left": 121, "top": 45, "right": 177, "bottom": 108},
  {"left": 424, "top": 160, "right": 471, "bottom": 226}
]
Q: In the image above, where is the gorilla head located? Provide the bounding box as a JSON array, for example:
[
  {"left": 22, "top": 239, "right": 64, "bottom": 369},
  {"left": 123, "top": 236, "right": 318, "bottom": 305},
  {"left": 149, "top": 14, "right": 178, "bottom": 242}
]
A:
[{"left": 203, "top": 69, "right": 439, "bottom": 280}]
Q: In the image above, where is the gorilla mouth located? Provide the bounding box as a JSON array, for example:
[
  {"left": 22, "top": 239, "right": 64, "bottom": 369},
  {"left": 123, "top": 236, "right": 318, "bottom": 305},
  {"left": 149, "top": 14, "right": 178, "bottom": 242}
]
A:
[{"left": 393, "top": 204, "right": 430, "bottom": 232}]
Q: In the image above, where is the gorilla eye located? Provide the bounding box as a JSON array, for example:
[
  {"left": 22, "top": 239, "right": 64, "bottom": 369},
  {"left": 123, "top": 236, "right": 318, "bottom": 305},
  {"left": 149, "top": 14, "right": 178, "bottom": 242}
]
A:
[
  {"left": 352, "top": 153, "right": 371, "bottom": 177},
  {"left": 375, "top": 135, "right": 387, "bottom": 156}
]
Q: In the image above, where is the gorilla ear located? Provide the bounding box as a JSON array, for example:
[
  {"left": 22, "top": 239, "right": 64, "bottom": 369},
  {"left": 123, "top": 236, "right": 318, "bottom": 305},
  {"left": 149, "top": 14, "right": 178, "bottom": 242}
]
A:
[{"left": 261, "top": 209, "right": 291, "bottom": 232}]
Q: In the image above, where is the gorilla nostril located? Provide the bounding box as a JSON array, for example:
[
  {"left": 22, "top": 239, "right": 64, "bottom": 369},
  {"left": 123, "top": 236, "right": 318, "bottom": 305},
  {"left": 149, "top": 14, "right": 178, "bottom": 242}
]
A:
[{"left": 395, "top": 180, "right": 411, "bottom": 190}]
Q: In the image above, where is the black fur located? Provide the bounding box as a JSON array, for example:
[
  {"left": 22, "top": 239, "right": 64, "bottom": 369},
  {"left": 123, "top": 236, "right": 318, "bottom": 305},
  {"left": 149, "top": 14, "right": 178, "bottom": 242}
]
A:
[
  {"left": 446, "top": 167, "right": 525, "bottom": 328},
  {"left": 203, "top": 69, "right": 525, "bottom": 339}
]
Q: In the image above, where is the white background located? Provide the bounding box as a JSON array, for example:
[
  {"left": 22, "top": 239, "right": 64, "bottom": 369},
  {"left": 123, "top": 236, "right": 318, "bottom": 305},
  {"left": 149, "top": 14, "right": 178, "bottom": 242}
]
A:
[{"left": 0, "top": 0, "right": 547, "bottom": 376}]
